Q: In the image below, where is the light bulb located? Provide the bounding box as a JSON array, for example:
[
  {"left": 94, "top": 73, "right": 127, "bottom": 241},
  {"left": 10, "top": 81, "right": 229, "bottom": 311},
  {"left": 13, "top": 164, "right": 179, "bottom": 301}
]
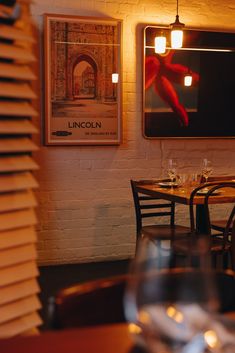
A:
[
  {"left": 112, "top": 73, "right": 119, "bottom": 83},
  {"left": 184, "top": 74, "right": 192, "bottom": 86},
  {"left": 171, "top": 29, "right": 183, "bottom": 49},
  {"left": 154, "top": 36, "right": 166, "bottom": 54}
]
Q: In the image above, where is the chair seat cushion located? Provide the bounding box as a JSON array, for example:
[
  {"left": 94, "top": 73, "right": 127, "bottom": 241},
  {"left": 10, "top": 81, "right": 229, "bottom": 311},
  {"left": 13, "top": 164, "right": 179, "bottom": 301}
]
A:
[{"left": 142, "top": 224, "right": 190, "bottom": 239}]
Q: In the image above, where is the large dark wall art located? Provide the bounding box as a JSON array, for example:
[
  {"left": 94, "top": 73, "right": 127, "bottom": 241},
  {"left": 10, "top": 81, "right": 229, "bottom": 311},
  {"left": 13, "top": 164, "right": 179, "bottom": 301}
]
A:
[{"left": 143, "top": 26, "right": 235, "bottom": 138}]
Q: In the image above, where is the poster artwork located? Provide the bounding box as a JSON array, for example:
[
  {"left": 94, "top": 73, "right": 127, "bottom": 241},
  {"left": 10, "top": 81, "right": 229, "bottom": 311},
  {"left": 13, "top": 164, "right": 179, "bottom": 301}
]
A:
[{"left": 44, "top": 14, "right": 122, "bottom": 145}]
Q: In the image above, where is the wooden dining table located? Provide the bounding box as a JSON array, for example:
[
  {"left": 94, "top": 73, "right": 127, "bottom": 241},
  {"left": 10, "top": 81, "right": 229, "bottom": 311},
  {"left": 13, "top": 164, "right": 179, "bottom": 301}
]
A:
[
  {"left": 0, "top": 323, "right": 135, "bottom": 353},
  {"left": 1, "top": 314, "right": 235, "bottom": 353},
  {"left": 136, "top": 182, "right": 235, "bottom": 233}
]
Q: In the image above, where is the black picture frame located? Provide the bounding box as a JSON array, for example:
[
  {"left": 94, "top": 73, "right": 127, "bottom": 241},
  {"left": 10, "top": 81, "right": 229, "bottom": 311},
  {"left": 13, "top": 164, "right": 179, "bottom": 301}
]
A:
[{"left": 143, "top": 26, "right": 235, "bottom": 139}]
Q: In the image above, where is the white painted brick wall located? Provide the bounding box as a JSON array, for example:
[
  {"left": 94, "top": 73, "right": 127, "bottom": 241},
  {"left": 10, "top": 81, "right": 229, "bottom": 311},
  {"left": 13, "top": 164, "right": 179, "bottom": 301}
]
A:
[{"left": 32, "top": 0, "right": 235, "bottom": 265}]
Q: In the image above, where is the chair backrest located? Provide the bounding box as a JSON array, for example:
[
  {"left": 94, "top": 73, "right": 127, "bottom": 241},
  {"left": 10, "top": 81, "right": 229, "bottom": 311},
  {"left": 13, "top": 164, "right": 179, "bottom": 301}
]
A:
[
  {"left": 48, "top": 275, "right": 128, "bottom": 329},
  {"left": 130, "top": 180, "right": 175, "bottom": 239},
  {"left": 189, "top": 182, "right": 235, "bottom": 238},
  {"left": 204, "top": 182, "right": 235, "bottom": 239}
]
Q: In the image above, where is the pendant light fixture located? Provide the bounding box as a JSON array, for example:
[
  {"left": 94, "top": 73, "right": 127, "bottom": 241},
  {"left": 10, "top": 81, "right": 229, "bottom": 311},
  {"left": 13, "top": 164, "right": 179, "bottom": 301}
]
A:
[
  {"left": 184, "top": 73, "right": 192, "bottom": 86},
  {"left": 112, "top": 73, "right": 119, "bottom": 83},
  {"left": 184, "top": 67, "right": 192, "bottom": 86},
  {"left": 170, "top": 0, "right": 185, "bottom": 49},
  {"left": 154, "top": 34, "right": 166, "bottom": 54}
]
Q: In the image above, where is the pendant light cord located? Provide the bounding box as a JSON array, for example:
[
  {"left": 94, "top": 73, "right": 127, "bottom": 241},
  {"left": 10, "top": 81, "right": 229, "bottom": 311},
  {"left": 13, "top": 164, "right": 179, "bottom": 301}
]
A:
[{"left": 176, "top": 0, "right": 179, "bottom": 16}]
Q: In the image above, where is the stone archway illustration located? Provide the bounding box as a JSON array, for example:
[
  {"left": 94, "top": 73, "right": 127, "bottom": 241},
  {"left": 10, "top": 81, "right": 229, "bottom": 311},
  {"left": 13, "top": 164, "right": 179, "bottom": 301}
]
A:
[{"left": 73, "top": 55, "right": 97, "bottom": 99}]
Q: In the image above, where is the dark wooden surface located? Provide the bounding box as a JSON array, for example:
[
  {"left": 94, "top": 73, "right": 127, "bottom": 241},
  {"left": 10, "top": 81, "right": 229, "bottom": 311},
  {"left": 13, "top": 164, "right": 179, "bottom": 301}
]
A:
[
  {"left": 136, "top": 184, "right": 235, "bottom": 205},
  {"left": 0, "top": 323, "right": 134, "bottom": 353},
  {"left": 1, "top": 316, "right": 235, "bottom": 353}
]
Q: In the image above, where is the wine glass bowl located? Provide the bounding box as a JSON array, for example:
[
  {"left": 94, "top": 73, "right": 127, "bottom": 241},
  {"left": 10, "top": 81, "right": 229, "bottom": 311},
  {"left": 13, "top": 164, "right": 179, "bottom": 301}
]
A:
[
  {"left": 177, "top": 173, "right": 200, "bottom": 192},
  {"left": 124, "top": 237, "right": 219, "bottom": 353},
  {"left": 166, "top": 159, "right": 178, "bottom": 186},
  {"left": 201, "top": 159, "right": 213, "bottom": 183}
]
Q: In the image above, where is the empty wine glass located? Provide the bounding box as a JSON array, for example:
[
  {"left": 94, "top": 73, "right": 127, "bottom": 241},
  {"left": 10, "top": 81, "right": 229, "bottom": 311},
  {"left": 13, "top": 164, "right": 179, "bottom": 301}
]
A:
[
  {"left": 124, "top": 237, "right": 220, "bottom": 353},
  {"left": 166, "top": 159, "right": 178, "bottom": 187},
  {"left": 177, "top": 173, "right": 189, "bottom": 193},
  {"left": 201, "top": 159, "right": 213, "bottom": 184}
]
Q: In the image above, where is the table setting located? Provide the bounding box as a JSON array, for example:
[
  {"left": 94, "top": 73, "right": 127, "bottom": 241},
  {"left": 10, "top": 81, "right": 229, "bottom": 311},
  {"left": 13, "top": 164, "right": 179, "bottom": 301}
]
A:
[
  {"left": 159, "top": 158, "right": 212, "bottom": 191},
  {"left": 140, "top": 158, "right": 235, "bottom": 201}
]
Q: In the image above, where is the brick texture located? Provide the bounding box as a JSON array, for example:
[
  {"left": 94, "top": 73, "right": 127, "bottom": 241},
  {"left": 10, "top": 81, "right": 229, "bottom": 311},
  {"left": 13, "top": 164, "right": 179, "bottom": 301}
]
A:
[{"left": 31, "top": 0, "right": 235, "bottom": 265}]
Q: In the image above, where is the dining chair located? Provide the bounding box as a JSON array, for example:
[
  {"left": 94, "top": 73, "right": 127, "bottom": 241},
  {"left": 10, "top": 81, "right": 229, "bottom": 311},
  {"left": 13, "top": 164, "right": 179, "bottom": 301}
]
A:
[
  {"left": 204, "top": 182, "right": 235, "bottom": 238},
  {"left": 174, "top": 182, "right": 235, "bottom": 270},
  {"left": 201, "top": 182, "right": 235, "bottom": 269},
  {"left": 130, "top": 180, "right": 190, "bottom": 253},
  {"left": 205, "top": 177, "right": 235, "bottom": 234},
  {"left": 48, "top": 274, "right": 128, "bottom": 329},
  {"left": 231, "top": 220, "right": 235, "bottom": 273}
]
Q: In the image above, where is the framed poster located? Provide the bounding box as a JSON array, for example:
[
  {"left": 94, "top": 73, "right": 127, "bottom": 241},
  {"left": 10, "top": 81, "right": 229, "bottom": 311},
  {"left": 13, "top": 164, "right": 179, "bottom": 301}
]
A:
[
  {"left": 44, "top": 14, "right": 122, "bottom": 145},
  {"left": 143, "top": 26, "right": 235, "bottom": 138}
]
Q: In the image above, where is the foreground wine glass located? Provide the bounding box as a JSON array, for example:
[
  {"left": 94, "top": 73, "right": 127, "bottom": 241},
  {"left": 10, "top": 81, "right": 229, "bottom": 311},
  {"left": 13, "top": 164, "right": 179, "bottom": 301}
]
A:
[{"left": 124, "top": 237, "right": 221, "bottom": 353}]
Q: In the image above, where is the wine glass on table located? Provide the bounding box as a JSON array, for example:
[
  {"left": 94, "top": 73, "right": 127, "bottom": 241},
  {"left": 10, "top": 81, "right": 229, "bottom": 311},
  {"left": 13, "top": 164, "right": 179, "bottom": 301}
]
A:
[
  {"left": 124, "top": 236, "right": 222, "bottom": 353},
  {"left": 166, "top": 159, "right": 178, "bottom": 188},
  {"left": 201, "top": 159, "right": 213, "bottom": 185}
]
